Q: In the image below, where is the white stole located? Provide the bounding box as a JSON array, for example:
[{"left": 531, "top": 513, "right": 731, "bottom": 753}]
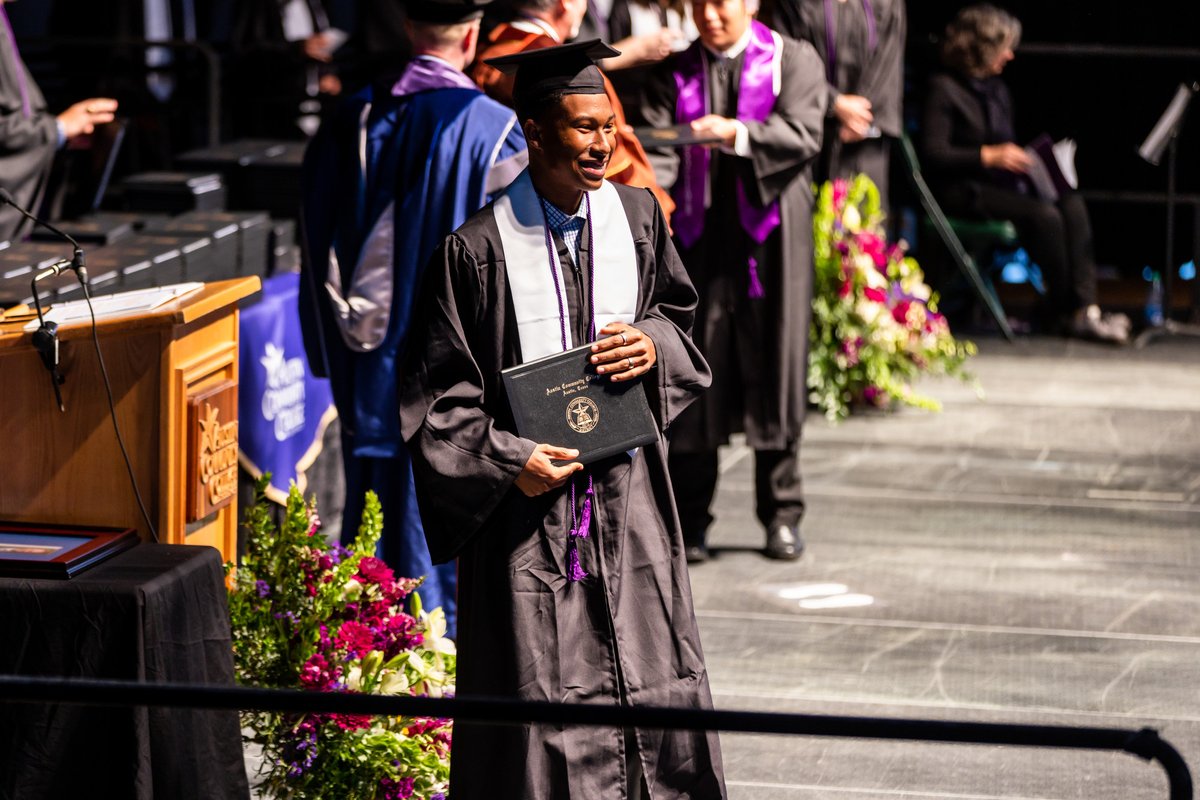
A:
[{"left": 494, "top": 170, "right": 639, "bottom": 362}]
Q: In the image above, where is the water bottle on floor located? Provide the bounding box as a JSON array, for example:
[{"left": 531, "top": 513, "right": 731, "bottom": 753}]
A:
[{"left": 1144, "top": 270, "right": 1164, "bottom": 327}]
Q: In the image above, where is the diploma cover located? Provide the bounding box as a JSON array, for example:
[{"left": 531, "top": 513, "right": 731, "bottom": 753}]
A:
[
  {"left": 501, "top": 343, "right": 658, "bottom": 464},
  {"left": 632, "top": 124, "right": 723, "bottom": 148}
]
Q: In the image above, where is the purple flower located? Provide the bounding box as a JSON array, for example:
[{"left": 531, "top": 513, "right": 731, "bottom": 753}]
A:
[{"left": 255, "top": 580, "right": 271, "bottom": 598}]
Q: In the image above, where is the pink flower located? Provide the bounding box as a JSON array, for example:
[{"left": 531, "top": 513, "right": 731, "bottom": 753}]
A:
[
  {"left": 831, "top": 178, "right": 848, "bottom": 210},
  {"left": 838, "top": 276, "right": 854, "bottom": 299},
  {"left": 357, "top": 557, "right": 395, "bottom": 586},
  {"left": 335, "top": 620, "right": 376, "bottom": 658},
  {"left": 331, "top": 713, "right": 373, "bottom": 732},
  {"left": 862, "top": 385, "right": 884, "bottom": 406},
  {"left": 863, "top": 287, "right": 887, "bottom": 304},
  {"left": 891, "top": 300, "right": 913, "bottom": 326},
  {"left": 300, "top": 653, "right": 339, "bottom": 690},
  {"left": 838, "top": 337, "right": 863, "bottom": 367},
  {"left": 857, "top": 232, "right": 887, "bottom": 269},
  {"left": 381, "top": 613, "right": 424, "bottom": 657}
]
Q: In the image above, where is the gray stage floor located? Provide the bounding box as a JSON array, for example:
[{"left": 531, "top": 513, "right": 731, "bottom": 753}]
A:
[{"left": 690, "top": 336, "right": 1200, "bottom": 800}]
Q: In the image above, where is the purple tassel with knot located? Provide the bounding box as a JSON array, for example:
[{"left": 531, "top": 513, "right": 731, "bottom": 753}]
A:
[
  {"left": 567, "top": 476, "right": 594, "bottom": 582},
  {"left": 748, "top": 257, "right": 765, "bottom": 299}
]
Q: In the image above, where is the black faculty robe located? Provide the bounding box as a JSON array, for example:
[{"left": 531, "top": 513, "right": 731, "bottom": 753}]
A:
[
  {"left": 638, "top": 35, "right": 826, "bottom": 454},
  {"left": 399, "top": 183, "right": 725, "bottom": 800},
  {"left": 764, "top": 0, "right": 905, "bottom": 207}
]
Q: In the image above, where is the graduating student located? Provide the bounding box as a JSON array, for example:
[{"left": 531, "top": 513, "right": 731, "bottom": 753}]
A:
[
  {"left": 400, "top": 40, "right": 725, "bottom": 800},
  {"left": 638, "top": 0, "right": 826, "bottom": 562},
  {"left": 299, "top": 0, "right": 527, "bottom": 637},
  {"left": 471, "top": 0, "right": 675, "bottom": 219},
  {"left": 763, "top": 0, "right": 905, "bottom": 209}
]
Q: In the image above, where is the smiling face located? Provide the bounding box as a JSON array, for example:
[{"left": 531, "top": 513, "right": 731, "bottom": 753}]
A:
[
  {"left": 692, "top": 0, "right": 752, "bottom": 52},
  {"left": 525, "top": 92, "right": 616, "bottom": 204}
]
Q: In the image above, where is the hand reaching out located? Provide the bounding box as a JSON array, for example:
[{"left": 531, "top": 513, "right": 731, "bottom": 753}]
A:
[{"left": 57, "top": 98, "right": 118, "bottom": 141}]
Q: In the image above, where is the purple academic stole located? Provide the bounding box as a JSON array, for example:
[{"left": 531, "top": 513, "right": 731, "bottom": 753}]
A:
[
  {"left": 391, "top": 55, "right": 480, "bottom": 96},
  {"left": 672, "top": 21, "right": 782, "bottom": 298}
]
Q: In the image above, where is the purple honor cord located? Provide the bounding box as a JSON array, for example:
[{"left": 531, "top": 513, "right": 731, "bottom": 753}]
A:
[{"left": 538, "top": 192, "right": 597, "bottom": 582}]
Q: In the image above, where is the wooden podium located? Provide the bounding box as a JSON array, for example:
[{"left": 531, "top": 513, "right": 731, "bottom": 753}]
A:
[{"left": 0, "top": 278, "right": 259, "bottom": 562}]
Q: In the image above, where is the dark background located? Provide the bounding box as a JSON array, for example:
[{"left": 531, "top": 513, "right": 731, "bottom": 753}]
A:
[{"left": 7, "top": 0, "right": 1200, "bottom": 278}]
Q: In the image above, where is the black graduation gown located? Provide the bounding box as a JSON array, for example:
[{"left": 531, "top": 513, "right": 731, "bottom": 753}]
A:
[
  {"left": 0, "top": 21, "right": 56, "bottom": 242},
  {"left": 638, "top": 35, "right": 826, "bottom": 452},
  {"left": 765, "top": 0, "right": 905, "bottom": 203},
  {"left": 399, "top": 184, "right": 725, "bottom": 800}
]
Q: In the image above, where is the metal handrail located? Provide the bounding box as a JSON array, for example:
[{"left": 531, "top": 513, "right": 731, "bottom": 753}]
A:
[
  {"left": 0, "top": 674, "right": 1190, "bottom": 799},
  {"left": 21, "top": 36, "right": 223, "bottom": 147}
]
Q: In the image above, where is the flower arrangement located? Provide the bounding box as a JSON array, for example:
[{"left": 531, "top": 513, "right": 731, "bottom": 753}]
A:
[
  {"left": 809, "top": 175, "right": 978, "bottom": 420},
  {"left": 227, "top": 480, "right": 455, "bottom": 799}
]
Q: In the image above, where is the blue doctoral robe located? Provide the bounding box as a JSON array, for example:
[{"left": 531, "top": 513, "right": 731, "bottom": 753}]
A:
[{"left": 300, "top": 65, "right": 526, "bottom": 636}]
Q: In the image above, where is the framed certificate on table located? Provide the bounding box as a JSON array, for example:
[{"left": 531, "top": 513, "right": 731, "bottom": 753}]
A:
[
  {"left": 501, "top": 343, "right": 659, "bottom": 465},
  {"left": 0, "top": 522, "right": 138, "bottom": 578}
]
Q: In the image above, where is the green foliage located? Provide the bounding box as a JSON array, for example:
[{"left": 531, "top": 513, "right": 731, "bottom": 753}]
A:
[{"left": 226, "top": 478, "right": 454, "bottom": 799}]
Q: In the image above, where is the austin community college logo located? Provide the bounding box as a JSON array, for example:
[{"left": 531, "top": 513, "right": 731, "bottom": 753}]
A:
[{"left": 566, "top": 397, "right": 600, "bottom": 434}]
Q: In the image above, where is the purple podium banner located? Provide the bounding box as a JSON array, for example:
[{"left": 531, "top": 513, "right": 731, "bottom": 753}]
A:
[{"left": 238, "top": 272, "right": 336, "bottom": 503}]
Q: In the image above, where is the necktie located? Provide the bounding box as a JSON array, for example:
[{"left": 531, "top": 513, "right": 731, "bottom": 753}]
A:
[{"left": 0, "top": 4, "right": 32, "bottom": 118}]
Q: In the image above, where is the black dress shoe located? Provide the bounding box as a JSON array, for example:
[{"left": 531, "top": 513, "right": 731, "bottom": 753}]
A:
[
  {"left": 764, "top": 524, "right": 804, "bottom": 561},
  {"left": 685, "top": 544, "right": 710, "bottom": 564}
]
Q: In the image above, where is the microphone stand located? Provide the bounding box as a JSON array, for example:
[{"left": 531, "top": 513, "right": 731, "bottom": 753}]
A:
[
  {"left": 1136, "top": 82, "right": 1200, "bottom": 347},
  {"left": 29, "top": 259, "right": 74, "bottom": 412}
]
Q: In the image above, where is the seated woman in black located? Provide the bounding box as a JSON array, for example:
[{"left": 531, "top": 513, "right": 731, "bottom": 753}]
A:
[{"left": 920, "top": 3, "right": 1129, "bottom": 343}]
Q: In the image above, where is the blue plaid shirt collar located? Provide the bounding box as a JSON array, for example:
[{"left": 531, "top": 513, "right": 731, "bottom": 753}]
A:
[{"left": 539, "top": 195, "right": 588, "bottom": 265}]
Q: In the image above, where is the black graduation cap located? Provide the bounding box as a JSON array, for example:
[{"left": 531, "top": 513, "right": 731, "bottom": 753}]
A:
[
  {"left": 485, "top": 39, "right": 621, "bottom": 110},
  {"left": 404, "top": 0, "right": 493, "bottom": 25}
]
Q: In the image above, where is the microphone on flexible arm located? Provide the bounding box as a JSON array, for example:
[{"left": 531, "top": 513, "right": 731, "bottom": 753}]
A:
[
  {"left": 0, "top": 187, "right": 88, "bottom": 285},
  {"left": 0, "top": 187, "right": 159, "bottom": 540}
]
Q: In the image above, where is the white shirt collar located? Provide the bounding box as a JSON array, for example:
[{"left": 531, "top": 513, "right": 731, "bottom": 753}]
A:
[
  {"left": 512, "top": 16, "right": 562, "bottom": 43},
  {"left": 702, "top": 24, "right": 753, "bottom": 61}
]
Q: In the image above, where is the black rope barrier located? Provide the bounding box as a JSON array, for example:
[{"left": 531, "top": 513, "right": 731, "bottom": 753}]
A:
[{"left": 0, "top": 675, "right": 1191, "bottom": 799}]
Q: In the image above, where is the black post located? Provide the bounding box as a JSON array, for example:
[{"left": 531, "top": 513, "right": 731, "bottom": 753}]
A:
[
  {"left": 1164, "top": 136, "right": 1177, "bottom": 321},
  {"left": 1193, "top": 202, "right": 1200, "bottom": 322}
]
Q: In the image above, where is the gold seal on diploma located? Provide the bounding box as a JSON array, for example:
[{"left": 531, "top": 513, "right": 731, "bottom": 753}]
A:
[{"left": 566, "top": 397, "right": 600, "bottom": 433}]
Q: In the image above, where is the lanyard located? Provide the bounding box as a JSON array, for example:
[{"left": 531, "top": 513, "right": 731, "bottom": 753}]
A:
[{"left": 537, "top": 192, "right": 597, "bottom": 582}]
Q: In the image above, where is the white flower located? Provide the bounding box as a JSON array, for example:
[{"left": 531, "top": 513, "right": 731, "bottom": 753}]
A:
[
  {"left": 379, "top": 669, "right": 410, "bottom": 695},
  {"left": 842, "top": 204, "right": 861, "bottom": 232},
  {"left": 341, "top": 578, "right": 363, "bottom": 601},
  {"left": 419, "top": 607, "right": 457, "bottom": 658}
]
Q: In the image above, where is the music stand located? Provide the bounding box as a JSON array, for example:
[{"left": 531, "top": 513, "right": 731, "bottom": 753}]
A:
[{"left": 1135, "top": 82, "right": 1200, "bottom": 347}]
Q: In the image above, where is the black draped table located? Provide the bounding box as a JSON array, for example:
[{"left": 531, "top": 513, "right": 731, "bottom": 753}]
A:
[{"left": 0, "top": 544, "right": 250, "bottom": 800}]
